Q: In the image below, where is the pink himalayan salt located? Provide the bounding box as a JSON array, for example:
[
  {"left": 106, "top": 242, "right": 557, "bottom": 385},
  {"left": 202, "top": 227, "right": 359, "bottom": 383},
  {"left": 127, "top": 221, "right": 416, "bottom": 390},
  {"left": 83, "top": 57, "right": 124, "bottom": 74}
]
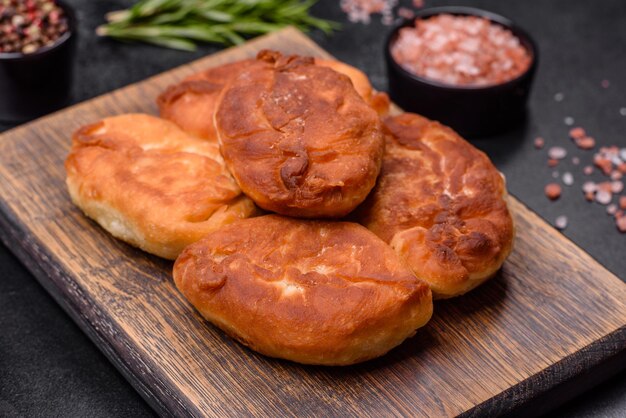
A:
[
  {"left": 340, "top": 0, "right": 397, "bottom": 25},
  {"left": 391, "top": 14, "right": 531, "bottom": 86}
]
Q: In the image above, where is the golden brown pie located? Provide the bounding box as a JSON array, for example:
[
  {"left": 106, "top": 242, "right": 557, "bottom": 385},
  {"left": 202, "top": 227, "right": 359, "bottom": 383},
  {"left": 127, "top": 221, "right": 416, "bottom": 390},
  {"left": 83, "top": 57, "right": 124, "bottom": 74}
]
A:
[
  {"left": 65, "top": 114, "right": 258, "bottom": 259},
  {"left": 157, "top": 59, "right": 261, "bottom": 141},
  {"left": 354, "top": 113, "right": 514, "bottom": 298},
  {"left": 315, "top": 58, "right": 390, "bottom": 115},
  {"left": 173, "top": 215, "right": 433, "bottom": 365},
  {"left": 215, "top": 50, "right": 385, "bottom": 218}
]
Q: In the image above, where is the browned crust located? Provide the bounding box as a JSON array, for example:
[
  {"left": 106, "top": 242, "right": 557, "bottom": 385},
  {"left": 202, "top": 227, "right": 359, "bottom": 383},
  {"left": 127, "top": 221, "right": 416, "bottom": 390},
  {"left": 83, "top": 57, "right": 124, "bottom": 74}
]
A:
[
  {"left": 157, "top": 57, "right": 388, "bottom": 141},
  {"left": 314, "top": 58, "right": 390, "bottom": 115},
  {"left": 173, "top": 215, "right": 433, "bottom": 365},
  {"left": 156, "top": 59, "right": 259, "bottom": 141},
  {"left": 64, "top": 114, "right": 258, "bottom": 259},
  {"left": 214, "top": 50, "right": 385, "bottom": 218},
  {"left": 354, "top": 113, "right": 514, "bottom": 298}
]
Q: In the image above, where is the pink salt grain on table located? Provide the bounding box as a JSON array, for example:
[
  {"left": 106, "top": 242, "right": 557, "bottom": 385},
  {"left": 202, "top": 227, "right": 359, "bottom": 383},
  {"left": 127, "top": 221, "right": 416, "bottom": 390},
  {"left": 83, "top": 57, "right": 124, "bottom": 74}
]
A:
[
  {"left": 555, "top": 215, "right": 568, "bottom": 230},
  {"left": 548, "top": 146, "right": 567, "bottom": 160},
  {"left": 576, "top": 136, "right": 596, "bottom": 150},
  {"left": 545, "top": 183, "right": 562, "bottom": 200},
  {"left": 607, "top": 204, "right": 618, "bottom": 216},
  {"left": 391, "top": 14, "right": 531, "bottom": 86},
  {"left": 569, "top": 127, "right": 586, "bottom": 139},
  {"left": 340, "top": 0, "right": 396, "bottom": 24},
  {"left": 595, "top": 190, "right": 613, "bottom": 205}
]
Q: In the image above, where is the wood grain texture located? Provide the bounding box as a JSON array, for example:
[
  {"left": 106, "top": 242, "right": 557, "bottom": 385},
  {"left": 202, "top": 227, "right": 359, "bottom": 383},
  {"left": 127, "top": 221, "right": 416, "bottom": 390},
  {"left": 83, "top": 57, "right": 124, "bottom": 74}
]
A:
[{"left": 0, "top": 28, "right": 624, "bottom": 417}]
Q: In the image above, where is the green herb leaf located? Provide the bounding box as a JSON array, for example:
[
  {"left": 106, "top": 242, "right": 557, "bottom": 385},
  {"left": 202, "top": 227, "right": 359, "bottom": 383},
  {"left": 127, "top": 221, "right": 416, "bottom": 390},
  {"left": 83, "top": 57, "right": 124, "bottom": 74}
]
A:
[{"left": 98, "top": 0, "right": 338, "bottom": 50}]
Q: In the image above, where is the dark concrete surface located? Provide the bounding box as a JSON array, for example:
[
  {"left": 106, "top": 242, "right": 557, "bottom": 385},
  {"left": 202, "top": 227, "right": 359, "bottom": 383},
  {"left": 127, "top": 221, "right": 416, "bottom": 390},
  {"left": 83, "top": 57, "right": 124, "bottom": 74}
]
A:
[{"left": 0, "top": 0, "right": 624, "bottom": 416}]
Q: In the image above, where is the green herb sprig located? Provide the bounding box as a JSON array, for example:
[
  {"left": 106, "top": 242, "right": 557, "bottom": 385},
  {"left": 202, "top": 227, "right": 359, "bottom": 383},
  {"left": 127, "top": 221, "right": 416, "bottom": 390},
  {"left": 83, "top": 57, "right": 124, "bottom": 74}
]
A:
[{"left": 96, "top": 0, "right": 338, "bottom": 51}]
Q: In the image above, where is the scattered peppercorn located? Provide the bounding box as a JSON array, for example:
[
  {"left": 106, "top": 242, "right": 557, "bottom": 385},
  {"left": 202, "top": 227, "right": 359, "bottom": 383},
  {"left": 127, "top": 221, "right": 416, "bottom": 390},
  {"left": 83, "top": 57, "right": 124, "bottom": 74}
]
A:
[{"left": 0, "top": 0, "right": 68, "bottom": 54}]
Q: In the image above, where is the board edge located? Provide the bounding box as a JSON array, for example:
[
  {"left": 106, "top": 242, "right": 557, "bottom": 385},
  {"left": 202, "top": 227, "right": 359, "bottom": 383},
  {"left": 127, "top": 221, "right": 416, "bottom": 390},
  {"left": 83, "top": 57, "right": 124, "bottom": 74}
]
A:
[
  {"left": 0, "top": 200, "right": 196, "bottom": 418},
  {"left": 460, "top": 326, "right": 625, "bottom": 418}
]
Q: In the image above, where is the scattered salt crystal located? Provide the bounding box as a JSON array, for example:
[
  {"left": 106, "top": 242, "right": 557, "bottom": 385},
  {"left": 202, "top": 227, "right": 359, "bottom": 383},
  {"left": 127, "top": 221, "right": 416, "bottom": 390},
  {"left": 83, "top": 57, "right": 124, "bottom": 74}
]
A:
[
  {"left": 612, "top": 171, "right": 623, "bottom": 180},
  {"left": 583, "top": 166, "right": 594, "bottom": 175},
  {"left": 611, "top": 181, "right": 624, "bottom": 194},
  {"left": 413, "top": 0, "right": 424, "bottom": 8},
  {"left": 617, "top": 216, "right": 626, "bottom": 232},
  {"left": 545, "top": 183, "right": 562, "bottom": 200},
  {"left": 576, "top": 136, "right": 596, "bottom": 150},
  {"left": 569, "top": 127, "right": 585, "bottom": 139},
  {"left": 552, "top": 171, "right": 559, "bottom": 178},
  {"left": 595, "top": 190, "right": 612, "bottom": 205},
  {"left": 582, "top": 181, "right": 597, "bottom": 193},
  {"left": 563, "top": 172, "right": 574, "bottom": 186},
  {"left": 597, "top": 181, "right": 613, "bottom": 193},
  {"left": 564, "top": 117, "right": 574, "bottom": 126},
  {"left": 534, "top": 137, "right": 545, "bottom": 149},
  {"left": 607, "top": 204, "right": 618, "bottom": 215},
  {"left": 554, "top": 92, "right": 564, "bottom": 102},
  {"left": 619, "top": 148, "right": 626, "bottom": 161},
  {"left": 555, "top": 215, "right": 568, "bottom": 230},
  {"left": 620, "top": 196, "right": 626, "bottom": 210},
  {"left": 620, "top": 108, "right": 626, "bottom": 116},
  {"left": 548, "top": 146, "right": 567, "bottom": 160},
  {"left": 594, "top": 157, "right": 613, "bottom": 175},
  {"left": 340, "top": 0, "right": 398, "bottom": 25}
]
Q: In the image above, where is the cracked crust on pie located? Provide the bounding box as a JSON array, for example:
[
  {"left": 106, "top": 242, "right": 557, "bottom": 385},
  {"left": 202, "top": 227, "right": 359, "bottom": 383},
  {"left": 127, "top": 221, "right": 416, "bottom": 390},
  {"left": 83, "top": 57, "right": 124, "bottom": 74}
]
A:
[
  {"left": 214, "top": 50, "right": 385, "bottom": 218},
  {"left": 65, "top": 114, "right": 258, "bottom": 259},
  {"left": 173, "top": 215, "right": 433, "bottom": 365},
  {"left": 354, "top": 113, "right": 514, "bottom": 298}
]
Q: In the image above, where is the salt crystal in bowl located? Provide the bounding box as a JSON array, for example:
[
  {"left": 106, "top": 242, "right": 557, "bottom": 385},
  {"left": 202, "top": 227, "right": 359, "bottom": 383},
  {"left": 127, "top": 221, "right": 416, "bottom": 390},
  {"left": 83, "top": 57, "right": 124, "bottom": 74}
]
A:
[{"left": 385, "top": 7, "right": 538, "bottom": 137}]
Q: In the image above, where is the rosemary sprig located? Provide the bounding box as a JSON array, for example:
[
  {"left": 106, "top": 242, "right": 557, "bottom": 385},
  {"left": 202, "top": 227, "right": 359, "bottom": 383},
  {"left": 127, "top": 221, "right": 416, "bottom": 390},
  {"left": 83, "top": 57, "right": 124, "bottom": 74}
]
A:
[{"left": 96, "top": 0, "right": 339, "bottom": 51}]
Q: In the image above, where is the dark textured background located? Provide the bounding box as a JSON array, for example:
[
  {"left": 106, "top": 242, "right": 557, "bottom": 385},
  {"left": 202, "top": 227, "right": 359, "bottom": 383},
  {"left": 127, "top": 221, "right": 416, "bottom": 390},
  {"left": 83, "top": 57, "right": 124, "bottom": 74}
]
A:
[{"left": 0, "top": 0, "right": 624, "bottom": 416}]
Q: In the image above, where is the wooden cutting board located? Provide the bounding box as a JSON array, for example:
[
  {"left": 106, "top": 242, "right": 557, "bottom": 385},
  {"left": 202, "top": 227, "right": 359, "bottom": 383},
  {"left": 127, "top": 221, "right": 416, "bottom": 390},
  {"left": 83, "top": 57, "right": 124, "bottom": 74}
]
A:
[{"left": 0, "top": 28, "right": 624, "bottom": 417}]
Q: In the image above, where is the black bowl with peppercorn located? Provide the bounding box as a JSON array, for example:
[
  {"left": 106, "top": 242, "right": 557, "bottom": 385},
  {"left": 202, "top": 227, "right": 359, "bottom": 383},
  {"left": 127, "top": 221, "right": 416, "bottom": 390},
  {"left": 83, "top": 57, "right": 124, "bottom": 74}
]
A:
[{"left": 0, "top": 0, "right": 76, "bottom": 123}]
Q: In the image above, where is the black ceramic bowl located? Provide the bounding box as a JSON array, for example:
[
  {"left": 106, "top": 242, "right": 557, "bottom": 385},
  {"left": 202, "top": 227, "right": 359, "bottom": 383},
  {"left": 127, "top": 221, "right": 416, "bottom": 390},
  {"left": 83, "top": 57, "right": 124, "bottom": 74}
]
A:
[
  {"left": 0, "top": 1, "right": 77, "bottom": 123},
  {"left": 385, "top": 7, "right": 538, "bottom": 138}
]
